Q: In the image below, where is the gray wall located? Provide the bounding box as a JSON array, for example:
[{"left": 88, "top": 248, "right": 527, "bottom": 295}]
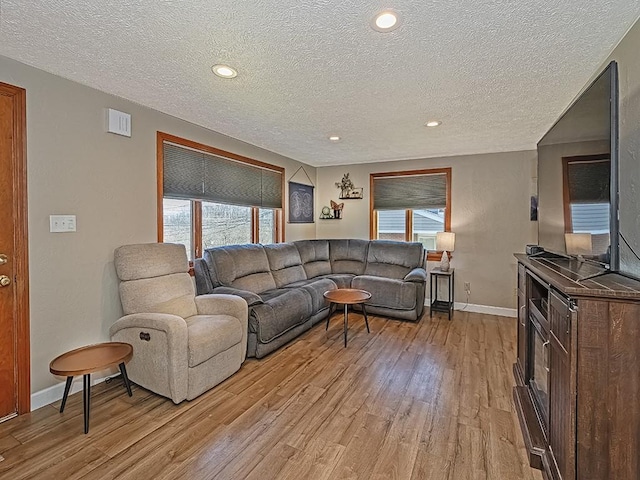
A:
[
  {"left": 315, "top": 151, "right": 538, "bottom": 309},
  {"left": 0, "top": 55, "right": 317, "bottom": 393}
]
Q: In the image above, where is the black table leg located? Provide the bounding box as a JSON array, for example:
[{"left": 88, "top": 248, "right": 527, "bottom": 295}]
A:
[
  {"left": 362, "top": 304, "right": 370, "bottom": 333},
  {"left": 343, "top": 304, "right": 348, "bottom": 348},
  {"left": 60, "top": 376, "right": 73, "bottom": 413},
  {"left": 326, "top": 302, "right": 336, "bottom": 331},
  {"left": 83, "top": 373, "right": 91, "bottom": 434},
  {"left": 119, "top": 363, "right": 133, "bottom": 397}
]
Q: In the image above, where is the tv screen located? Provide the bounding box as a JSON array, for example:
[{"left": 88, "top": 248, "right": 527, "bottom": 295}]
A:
[{"left": 536, "top": 62, "right": 618, "bottom": 270}]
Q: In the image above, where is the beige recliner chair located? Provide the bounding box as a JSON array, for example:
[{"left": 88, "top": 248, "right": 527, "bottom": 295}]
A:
[{"left": 110, "top": 243, "right": 248, "bottom": 404}]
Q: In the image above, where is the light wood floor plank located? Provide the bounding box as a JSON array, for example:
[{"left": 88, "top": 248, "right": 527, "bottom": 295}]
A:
[{"left": 0, "top": 311, "right": 542, "bottom": 480}]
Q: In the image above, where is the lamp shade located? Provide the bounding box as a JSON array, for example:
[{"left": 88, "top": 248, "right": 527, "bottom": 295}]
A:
[
  {"left": 436, "top": 231, "right": 455, "bottom": 252},
  {"left": 565, "top": 233, "right": 592, "bottom": 255}
]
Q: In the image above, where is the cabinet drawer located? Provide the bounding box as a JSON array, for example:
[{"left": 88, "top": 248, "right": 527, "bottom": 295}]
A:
[{"left": 549, "top": 290, "right": 571, "bottom": 352}]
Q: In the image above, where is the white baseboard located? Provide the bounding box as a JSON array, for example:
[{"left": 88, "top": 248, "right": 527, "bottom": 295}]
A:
[
  {"left": 425, "top": 299, "right": 516, "bottom": 318},
  {"left": 31, "top": 374, "right": 112, "bottom": 411},
  {"left": 453, "top": 302, "right": 516, "bottom": 317}
]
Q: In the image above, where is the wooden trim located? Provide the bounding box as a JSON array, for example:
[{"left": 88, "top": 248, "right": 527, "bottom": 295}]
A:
[
  {"left": 157, "top": 132, "right": 285, "bottom": 174},
  {"left": 156, "top": 132, "right": 164, "bottom": 242},
  {"left": 0, "top": 82, "right": 30, "bottom": 413},
  {"left": 405, "top": 210, "right": 412, "bottom": 241},
  {"left": 251, "top": 208, "right": 259, "bottom": 243},
  {"left": 370, "top": 167, "right": 452, "bottom": 179},
  {"left": 444, "top": 167, "right": 452, "bottom": 232},
  {"left": 193, "top": 201, "right": 202, "bottom": 259},
  {"left": 561, "top": 154, "right": 609, "bottom": 233},
  {"left": 369, "top": 175, "right": 376, "bottom": 239},
  {"left": 277, "top": 209, "right": 285, "bottom": 243}
]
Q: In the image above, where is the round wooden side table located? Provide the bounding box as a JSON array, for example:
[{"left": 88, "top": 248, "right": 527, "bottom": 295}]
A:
[
  {"left": 323, "top": 288, "right": 372, "bottom": 347},
  {"left": 49, "top": 342, "right": 133, "bottom": 434}
]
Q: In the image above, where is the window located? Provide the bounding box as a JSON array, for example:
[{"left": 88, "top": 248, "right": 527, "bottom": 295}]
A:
[
  {"left": 158, "top": 133, "right": 284, "bottom": 259},
  {"left": 562, "top": 155, "right": 610, "bottom": 234},
  {"left": 371, "top": 168, "right": 451, "bottom": 260}
]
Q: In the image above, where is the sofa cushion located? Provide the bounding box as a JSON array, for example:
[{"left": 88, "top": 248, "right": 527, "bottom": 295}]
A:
[
  {"left": 185, "top": 314, "right": 243, "bottom": 367},
  {"left": 300, "top": 278, "right": 336, "bottom": 312},
  {"left": 119, "top": 273, "right": 198, "bottom": 318},
  {"left": 294, "top": 240, "right": 332, "bottom": 278},
  {"left": 250, "top": 288, "right": 312, "bottom": 343},
  {"left": 322, "top": 274, "right": 355, "bottom": 289},
  {"left": 203, "top": 244, "right": 277, "bottom": 294},
  {"left": 115, "top": 243, "right": 188, "bottom": 281},
  {"left": 329, "top": 239, "right": 369, "bottom": 274},
  {"left": 351, "top": 275, "right": 417, "bottom": 310},
  {"left": 364, "top": 241, "right": 424, "bottom": 279},
  {"left": 264, "top": 243, "right": 307, "bottom": 288}
]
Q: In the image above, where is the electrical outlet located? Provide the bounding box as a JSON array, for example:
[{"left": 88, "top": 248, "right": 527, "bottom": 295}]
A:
[{"left": 464, "top": 282, "right": 471, "bottom": 294}]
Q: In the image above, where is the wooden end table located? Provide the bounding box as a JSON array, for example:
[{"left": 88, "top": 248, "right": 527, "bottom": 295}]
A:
[
  {"left": 49, "top": 342, "right": 133, "bottom": 433},
  {"left": 323, "top": 288, "right": 372, "bottom": 347}
]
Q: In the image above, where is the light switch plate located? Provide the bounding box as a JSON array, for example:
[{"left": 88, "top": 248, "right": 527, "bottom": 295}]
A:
[{"left": 50, "top": 215, "right": 76, "bottom": 233}]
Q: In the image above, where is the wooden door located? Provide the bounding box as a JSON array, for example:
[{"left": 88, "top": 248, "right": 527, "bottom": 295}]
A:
[{"left": 0, "top": 82, "right": 29, "bottom": 419}]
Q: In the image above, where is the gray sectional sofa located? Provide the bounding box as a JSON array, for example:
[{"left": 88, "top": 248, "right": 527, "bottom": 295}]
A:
[{"left": 194, "top": 239, "right": 426, "bottom": 358}]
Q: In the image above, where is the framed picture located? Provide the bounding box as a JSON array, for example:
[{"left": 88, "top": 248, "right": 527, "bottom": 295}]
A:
[{"left": 288, "top": 181, "right": 314, "bottom": 223}]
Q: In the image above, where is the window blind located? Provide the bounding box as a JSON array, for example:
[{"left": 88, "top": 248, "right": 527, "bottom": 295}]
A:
[
  {"left": 163, "top": 142, "right": 283, "bottom": 209},
  {"left": 373, "top": 173, "right": 447, "bottom": 210},
  {"left": 566, "top": 160, "right": 610, "bottom": 203}
]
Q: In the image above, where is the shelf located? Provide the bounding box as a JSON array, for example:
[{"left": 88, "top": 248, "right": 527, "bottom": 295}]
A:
[
  {"left": 338, "top": 196, "right": 363, "bottom": 200},
  {"left": 319, "top": 217, "right": 341, "bottom": 220}
]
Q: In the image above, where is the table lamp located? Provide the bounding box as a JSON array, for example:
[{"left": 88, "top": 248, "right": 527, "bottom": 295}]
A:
[{"left": 436, "top": 232, "right": 455, "bottom": 272}]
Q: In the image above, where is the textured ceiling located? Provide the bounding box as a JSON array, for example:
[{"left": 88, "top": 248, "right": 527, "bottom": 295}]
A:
[{"left": 1, "top": 1, "right": 639, "bottom": 166}]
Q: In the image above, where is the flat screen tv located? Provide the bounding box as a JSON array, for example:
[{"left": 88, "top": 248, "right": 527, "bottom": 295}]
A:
[{"left": 536, "top": 61, "right": 618, "bottom": 274}]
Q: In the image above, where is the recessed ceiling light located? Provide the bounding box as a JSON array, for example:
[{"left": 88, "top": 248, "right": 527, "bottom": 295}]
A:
[
  {"left": 212, "top": 64, "right": 238, "bottom": 78},
  {"left": 328, "top": 135, "right": 341, "bottom": 142},
  {"left": 371, "top": 10, "right": 401, "bottom": 32},
  {"left": 425, "top": 120, "right": 442, "bottom": 127}
]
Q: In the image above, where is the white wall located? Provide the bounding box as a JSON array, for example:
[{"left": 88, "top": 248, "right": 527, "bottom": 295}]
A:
[
  {"left": 315, "top": 151, "right": 538, "bottom": 309},
  {"left": 0, "top": 54, "right": 317, "bottom": 395}
]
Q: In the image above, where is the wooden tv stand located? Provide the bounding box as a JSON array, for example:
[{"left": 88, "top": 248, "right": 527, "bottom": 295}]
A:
[{"left": 514, "top": 254, "right": 640, "bottom": 480}]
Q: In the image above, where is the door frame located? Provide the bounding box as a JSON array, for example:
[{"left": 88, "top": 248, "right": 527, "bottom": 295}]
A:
[{"left": 0, "top": 82, "right": 30, "bottom": 414}]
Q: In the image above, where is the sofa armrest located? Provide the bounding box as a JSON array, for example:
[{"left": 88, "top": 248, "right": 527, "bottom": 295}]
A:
[
  {"left": 109, "top": 313, "right": 188, "bottom": 403},
  {"left": 195, "top": 294, "right": 249, "bottom": 361},
  {"left": 194, "top": 258, "right": 214, "bottom": 295},
  {"left": 212, "top": 286, "right": 264, "bottom": 306},
  {"left": 404, "top": 267, "right": 427, "bottom": 283}
]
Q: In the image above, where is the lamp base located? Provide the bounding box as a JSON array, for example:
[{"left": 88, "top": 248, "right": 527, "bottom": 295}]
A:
[{"left": 440, "top": 251, "right": 450, "bottom": 272}]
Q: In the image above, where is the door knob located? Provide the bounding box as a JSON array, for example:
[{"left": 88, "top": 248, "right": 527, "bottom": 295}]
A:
[
  {"left": 0, "top": 254, "right": 7, "bottom": 265},
  {"left": 0, "top": 275, "right": 11, "bottom": 287}
]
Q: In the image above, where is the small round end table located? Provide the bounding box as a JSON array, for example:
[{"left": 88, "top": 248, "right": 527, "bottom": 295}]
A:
[
  {"left": 323, "top": 288, "right": 372, "bottom": 347},
  {"left": 49, "top": 342, "right": 133, "bottom": 434}
]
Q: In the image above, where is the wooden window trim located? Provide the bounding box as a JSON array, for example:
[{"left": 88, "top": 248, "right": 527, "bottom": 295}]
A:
[{"left": 370, "top": 167, "right": 452, "bottom": 262}]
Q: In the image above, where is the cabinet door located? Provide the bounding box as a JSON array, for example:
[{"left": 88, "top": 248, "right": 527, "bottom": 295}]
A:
[
  {"left": 548, "top": 292, "right": 576, "bottom": 480},
  {"left": 516, "top": 289, "right": 527, "bottom": 383}
]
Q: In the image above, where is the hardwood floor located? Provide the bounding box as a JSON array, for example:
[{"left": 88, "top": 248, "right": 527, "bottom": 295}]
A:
[{"left": 0, "top": 311, "right": 543, "bottom": 480}]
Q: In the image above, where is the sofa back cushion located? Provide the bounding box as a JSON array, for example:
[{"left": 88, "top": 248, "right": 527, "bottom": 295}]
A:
[
  {"left": 294, "top": 240, "right": 332, "bottom": 278},
  {"left": 364, "top": 241, "right": 425, "bottom": 279},
  {"left": 114, "top": 243, "right": 198, "bottom": 318},
  {"left": 203, "top": 244, "right": 276, "bottom": 294},
  {"left": 329, "top": 239, "right": 369, "bottom": 274},
  {"left": 264, "top": 243, "right": 307, "bottom": 287}
]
